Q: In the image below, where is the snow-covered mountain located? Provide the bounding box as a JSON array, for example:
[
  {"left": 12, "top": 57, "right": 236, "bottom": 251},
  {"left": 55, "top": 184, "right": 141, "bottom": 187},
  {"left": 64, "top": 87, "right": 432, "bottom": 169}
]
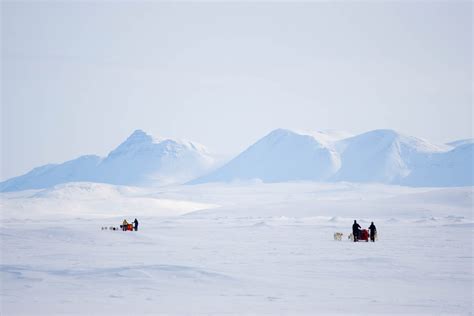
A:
[
  {"left": 333, "top": 130, "right": 472, "bottom": 186},
  {"left": 400, "top": 143, "right": 473, "bottom": 187},
  {"left": 1, "top": 128, "right": 472, "bottom": 191},
  {"left": 332, "top": 129, "right": 451, "bottom": 183},
  {"left": 190, "top": 129, "right": 342, "bottom": 184},
  {"left": 191, "top": 129, "right": 472, "bottom": 187},
  {"left": 0, "top": 130, "right": 215, "bottom": 192},
  {"left": 97, "top": 130, "right": 214, "bottom": 185}
]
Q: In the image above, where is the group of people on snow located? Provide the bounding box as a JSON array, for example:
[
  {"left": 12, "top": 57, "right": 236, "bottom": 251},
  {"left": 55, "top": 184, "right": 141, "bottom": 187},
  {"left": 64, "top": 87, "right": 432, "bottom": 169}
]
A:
[
  {"left": 101, "top": 218, "right": 138, "bottom": 231},
  {"left": 121, "top": 218, "right": 139, "bottom": 231},
  {"left": 352, "top": 220, "right": 377, "bottom": 242}
]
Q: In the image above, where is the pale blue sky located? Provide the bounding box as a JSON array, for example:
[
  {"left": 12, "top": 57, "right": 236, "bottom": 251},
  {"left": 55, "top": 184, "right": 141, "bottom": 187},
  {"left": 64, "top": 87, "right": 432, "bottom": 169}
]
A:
[{"left": 1, "top": 1, "right": 472, "bottom": 180}]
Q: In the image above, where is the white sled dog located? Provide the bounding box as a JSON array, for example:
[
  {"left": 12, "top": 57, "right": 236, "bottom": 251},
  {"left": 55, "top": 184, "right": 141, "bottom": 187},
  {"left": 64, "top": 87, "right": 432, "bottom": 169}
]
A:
[{"left": 333, "top": 232, "right": 343, "bottom": 241}]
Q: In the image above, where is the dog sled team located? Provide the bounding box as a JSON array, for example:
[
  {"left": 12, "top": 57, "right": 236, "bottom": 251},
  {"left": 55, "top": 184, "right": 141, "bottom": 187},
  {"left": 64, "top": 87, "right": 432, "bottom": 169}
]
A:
[
  {"left": 101, "top": 217, "right": 375, "bottom": 241},
  {"left": 101, "top": 218, "right": 139, "bottom": 232},
  {"left": 333, "top": 220, "right": 377, "bottom": 242}
]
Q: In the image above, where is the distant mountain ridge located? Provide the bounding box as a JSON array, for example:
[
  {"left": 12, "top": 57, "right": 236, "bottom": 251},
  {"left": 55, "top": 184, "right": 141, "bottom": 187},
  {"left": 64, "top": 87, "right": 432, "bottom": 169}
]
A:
[
  {"left": 0, "top": 130, "right": 214, "bottom": 192},
  {"left": 191, "top": 129, "right": 472, "bottom": 187},
  {"left": 1, "top": 129, "right": 472, "bottom": 192}
]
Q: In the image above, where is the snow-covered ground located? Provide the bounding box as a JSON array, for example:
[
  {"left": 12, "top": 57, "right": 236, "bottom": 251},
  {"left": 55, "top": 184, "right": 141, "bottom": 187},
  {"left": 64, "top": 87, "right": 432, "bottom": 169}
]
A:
[{"left": 1, "top": 182, "right": 472, "bottom": 315}]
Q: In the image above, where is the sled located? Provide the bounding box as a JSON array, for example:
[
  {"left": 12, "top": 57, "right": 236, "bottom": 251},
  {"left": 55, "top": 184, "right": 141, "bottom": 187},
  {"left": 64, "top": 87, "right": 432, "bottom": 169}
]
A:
[{"left": 351, "top": 229, "right": 369, "bottom": 242}]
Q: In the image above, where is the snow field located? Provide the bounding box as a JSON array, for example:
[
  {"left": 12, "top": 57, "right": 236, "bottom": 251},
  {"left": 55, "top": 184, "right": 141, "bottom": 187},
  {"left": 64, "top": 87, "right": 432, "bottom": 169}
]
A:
[{"left": 1, "top": 182, "right": 472, "bottom": 315}]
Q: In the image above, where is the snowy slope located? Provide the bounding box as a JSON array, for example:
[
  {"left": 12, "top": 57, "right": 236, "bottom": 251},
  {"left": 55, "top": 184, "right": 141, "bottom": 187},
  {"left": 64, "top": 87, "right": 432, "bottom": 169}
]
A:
[
  {"left": 332, "top": 129, "right": 450, "bottom": 184},
  {"left": 0, "top": 182, "right": 218, "bottom": 220},
  {"left": 401, "top": 143, "right": 474, "bottom": 187},
  {"left": 0, "top": 130, "right": 214, "bottom": 192},
  {"left": 191, "top": 129, "right": 341, "bottom": 183},
  {"left": 446, "top": 138, "right": 473, "bottom": 148},
  {"left": 0, "top": 155, "right": 102, "bottom": 192}
]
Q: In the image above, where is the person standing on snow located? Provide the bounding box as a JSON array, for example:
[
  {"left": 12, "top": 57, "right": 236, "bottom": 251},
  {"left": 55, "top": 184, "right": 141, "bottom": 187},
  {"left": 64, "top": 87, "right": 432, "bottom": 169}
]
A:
[
  {"left": 352, "top": 220, "right": 361, "bottom": 242},
  {"left": 133, "top": 218, "right": 139, "bottom": 231},
  {"left": 122, "top": 219, "right": 128, "bottom": 231},
  {"left": 369, "top": 222, "right": 377, "bottom": 242}
]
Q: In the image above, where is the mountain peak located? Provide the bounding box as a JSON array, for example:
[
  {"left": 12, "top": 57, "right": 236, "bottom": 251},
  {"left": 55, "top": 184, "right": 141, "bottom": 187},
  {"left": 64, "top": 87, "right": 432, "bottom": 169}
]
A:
[
  {"left": 106, "top": 130, "right": 154, "bottom": 158},
  {"left": 265, "top": 128, "right": 295, "bottom": 139},
  {"left": 362, "top": 129, "right": 400, "bottom": 139},
  {"left": 191, "top": 127, "right": 341, "bottom": 184},
  {"left": 270, "top": 128, "right": 292, "bottom": 134},
  {"left": 126, "top": 129, "right": 153, "bottom": 143}
]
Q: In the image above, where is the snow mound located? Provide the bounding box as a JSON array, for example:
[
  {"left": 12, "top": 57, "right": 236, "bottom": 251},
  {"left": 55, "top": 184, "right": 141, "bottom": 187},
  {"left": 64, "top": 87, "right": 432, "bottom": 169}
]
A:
[
  {"left": 32, "top": 182, "right": 134, "bottom": 200},
  {"left": 251, "top": 221, "right": 272, "bottom": 228},
  {"left": 0, "top": 182, "right": 219, "bottom": 220}
]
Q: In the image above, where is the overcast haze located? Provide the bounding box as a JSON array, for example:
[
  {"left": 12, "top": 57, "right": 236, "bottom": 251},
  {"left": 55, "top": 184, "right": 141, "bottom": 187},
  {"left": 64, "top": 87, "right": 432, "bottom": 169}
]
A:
[{"left": 1, "top": 1, "right": 472, "bottom": 181}]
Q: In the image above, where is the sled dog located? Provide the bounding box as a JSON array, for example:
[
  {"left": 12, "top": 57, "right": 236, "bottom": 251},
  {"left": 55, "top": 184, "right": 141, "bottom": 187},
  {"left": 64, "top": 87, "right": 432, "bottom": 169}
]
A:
[{"left": 333, "top": 232, "right": 343, "bottom": 241}]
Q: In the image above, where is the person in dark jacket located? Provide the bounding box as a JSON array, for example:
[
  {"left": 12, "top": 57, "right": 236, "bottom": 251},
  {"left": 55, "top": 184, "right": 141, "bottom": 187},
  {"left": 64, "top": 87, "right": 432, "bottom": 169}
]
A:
[
  {"left": 369, "top": 222, "right": 377, "bottom": 242},
  {"left": 352, "top": 220, "right": 361, "bottom": 242},
  {"left": 133, "top": 218, "right": 139, "bottom": 231}
]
